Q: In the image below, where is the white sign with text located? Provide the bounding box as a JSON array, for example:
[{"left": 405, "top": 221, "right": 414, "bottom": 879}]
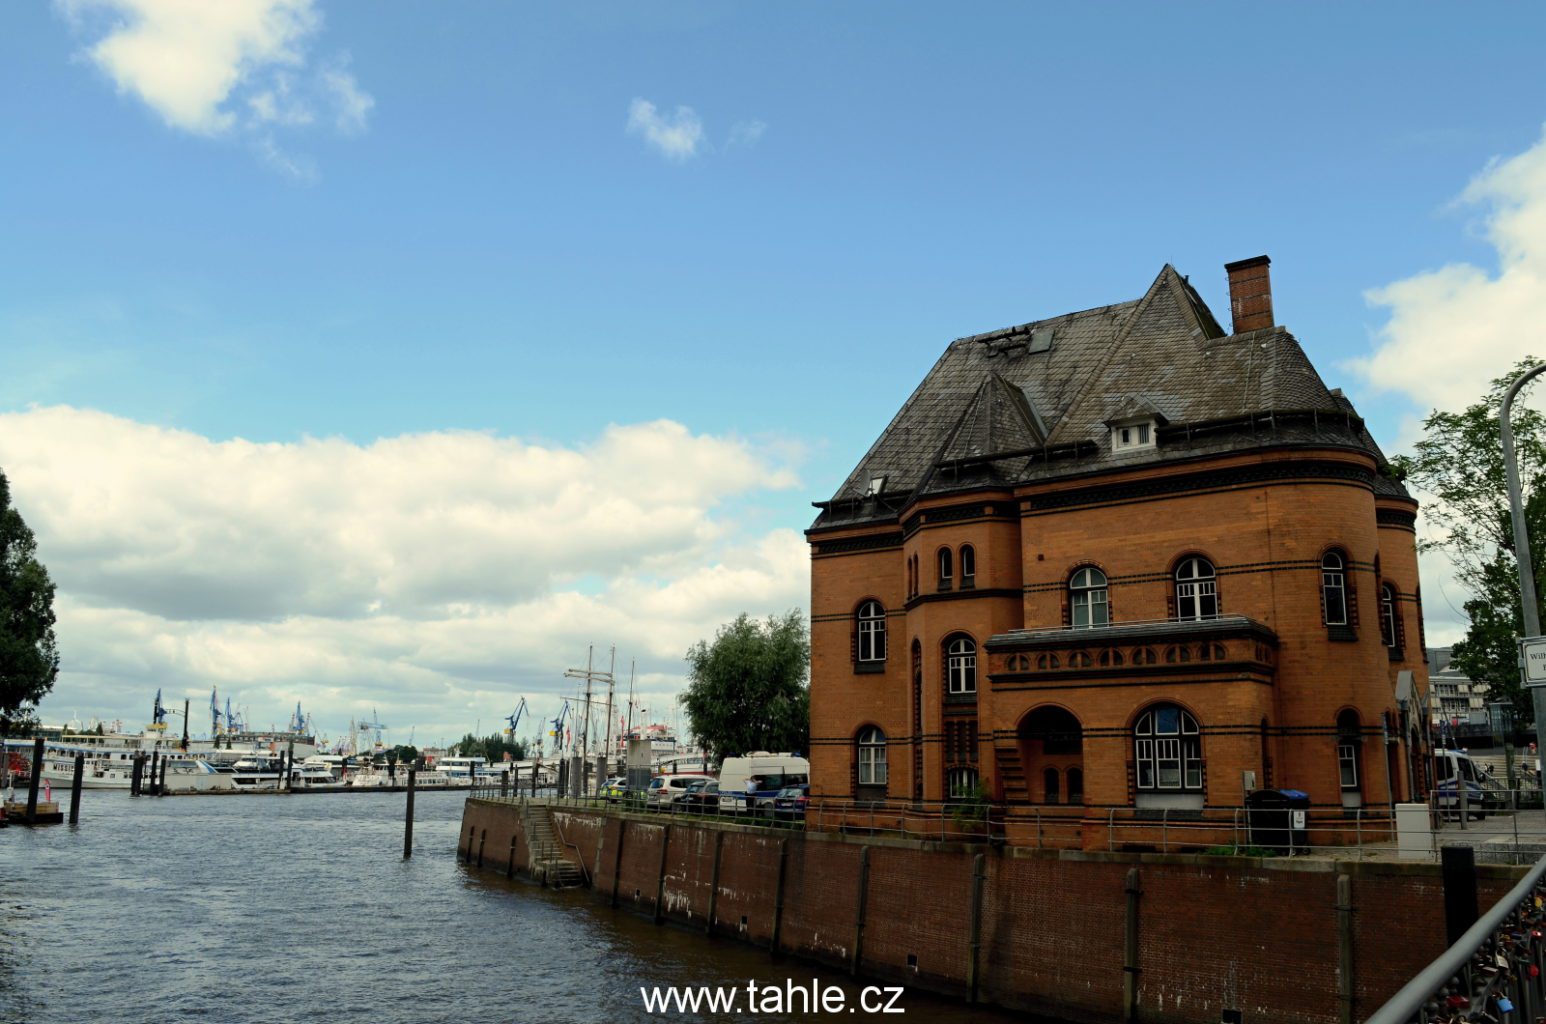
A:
[{"left": 1522, "top": 637, "right": 1546, "bottom": 687}]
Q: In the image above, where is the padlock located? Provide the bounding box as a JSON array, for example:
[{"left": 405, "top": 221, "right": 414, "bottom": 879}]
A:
[{"left": 1499, "top": 996, "right": 1516, "bottom": 1013}]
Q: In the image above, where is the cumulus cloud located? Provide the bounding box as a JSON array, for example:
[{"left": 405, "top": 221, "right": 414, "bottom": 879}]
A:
[
  {"left": 1355, "top": 123, "right": 1546, "bottom": 412},
  {"left": 626, "top": 98, "right": 706, "bottom": 162},
  {"left": 0, "top": 408, "right": 808, "bottom": 745},
  {"left": 59, "top": 0, "right": 373, "bottom": 173}
]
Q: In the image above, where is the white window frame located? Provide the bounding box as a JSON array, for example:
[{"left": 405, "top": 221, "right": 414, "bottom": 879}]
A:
[
  {"left": 946, "top": 637, "right": 977, "bottom": 696},
  {"left": 1322, "top": 552, "right": 1348, "bottom": 626},
  {"left": 857, "top": 726, "right": 888, "bottom": 786},
  {"left": 1175, "top": 558, "right": 1218, "bottom": 620},
  {"left": 1379, "top": 585, "right": 1398, "bottom": 649},
  {"left": 1111, "top": 419, "right": 1157, "bottom": 452},
  {"left": 960, "top": 545, "right": 976, "bottom": 587},
  {"left": 1338, "top": 741, "right": 1359, "bottom": 789},
  {"left": 857, "top": 601, "right": 887, "bottom": 663},
  {"left": 1070, "top": 567, "right": 1109, "bottom": 628},
  {"left": 1134, "top": 706, "right": 1202, "bottom": 792},
  {"left": 937, "top": 547, "right": 953, "bottom": 589},
  {"left": 947, "top": 766, "right": 980, "bottom": 800}
]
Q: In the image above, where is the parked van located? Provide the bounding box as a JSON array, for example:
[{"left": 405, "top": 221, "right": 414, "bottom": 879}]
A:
[
  {"left": 717, "top": 753, "right": 809, "bottom": 815},
  {"left": 1432, "top": 749, "right": 1498, "bottom": 818},
  {"left": 646, "top": 772, "right": 713, "bottom": 808}
]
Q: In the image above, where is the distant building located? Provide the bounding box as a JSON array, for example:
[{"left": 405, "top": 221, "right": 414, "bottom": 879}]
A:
[
  {"left": 806, "top": 255, "right": 1430, "bottom": 843},
  {"left": 1427, "top": 646, "right": 1487, "bottom": 734}
]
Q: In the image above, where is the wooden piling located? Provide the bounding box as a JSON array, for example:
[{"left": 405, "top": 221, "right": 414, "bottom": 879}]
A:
[
  {"left": 532, "top": 756, "right": 540, "bottom": 796},
  {"left": 500, "top": 769, "right": 509, "bottom": 798},
  {"left": 653, "top": 823, "right": 672, "bottom": 924},
  {"left": 770, "top": 838, "right": 790, "bottom": 957},
  {"left": 69, "top": 753, "right": 84, "bottom": 825},
  {"left": 966, "top": 852, "right": 986, "bottom": 1001},
  {"left": 149, "top": 750, "right": 159, "bottom": 796},
  {"left": 1123, "top": 867, "right": 1141, "bottom": 1023},
  {"left": 402, "top": 768, "right": 416, "bottom": 858},
  {"left": 852, "top": 845, "right": 872, "bottom": 976},
  {"left": 611, "top": 818, "right": 628, "bottom": 908},
  {"left": 130, "top": 754, "right": 142, "bottom": 797},
  {"left": 705, "top": 830, "right": 725, "bottom": 934},
  {"left": 158, "top": 754, "right": 168, "bottom": 796},
  {"left": 1336, "top": 873, "right": 1356, "bottom": 1024},
  {"left": 25, "top": 736, "right": 43, "bottom": 822}
]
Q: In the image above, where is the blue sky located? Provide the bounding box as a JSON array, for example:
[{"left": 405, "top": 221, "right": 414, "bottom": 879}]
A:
[{"left": 4, "top": 2, "right": 1546, "bottom": 744}]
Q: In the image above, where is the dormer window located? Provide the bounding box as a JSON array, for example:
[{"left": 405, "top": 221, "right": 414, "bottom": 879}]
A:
[{"left": 1111, "top": 420, "right": 1156, "bottom": 452}]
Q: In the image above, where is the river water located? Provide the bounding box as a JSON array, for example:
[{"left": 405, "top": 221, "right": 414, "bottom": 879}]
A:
[{"left": 1, "top": 790, "right": 1023, "bottom": 1023}]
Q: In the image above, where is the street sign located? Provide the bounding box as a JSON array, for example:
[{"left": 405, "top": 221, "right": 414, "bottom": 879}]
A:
[{"left": 1522, "top": 637, "right": 1546, "bottom": 687}]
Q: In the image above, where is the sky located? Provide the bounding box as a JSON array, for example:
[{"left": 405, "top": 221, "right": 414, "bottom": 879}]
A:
[{"left": 5, "top": 1, "right": 1546, "bottom": 748}]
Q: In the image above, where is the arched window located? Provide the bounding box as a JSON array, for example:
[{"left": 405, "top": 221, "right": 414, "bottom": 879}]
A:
[
  {"left": 1337, "top": 710, "right": 1361, "bottom": 791},
  {"left": 945, "top": 636, "right": 977, "bottom": 696},
  {"left": 1322, "top": 552, "right": 1348, "bottom": 626},
  {"left": 906, "top": 557, "right": 915, "bottom": 599},
  {"left": 1134, "top": 705, "right": 1202, "bottom": 792},
  {"left": 937, "top": 548, "right": 953, "bottom": 590},
  {"left": 857, "top": 726, "right": 888, "bottom": 786},
  {"left": 1043, "top": 767, "right": 1061, "bottom": 805},
  {"left": 960, "top": 545, "right": 976, "bottom": 588},
  {"left": 1379, "top": 584, "right": 1399, "bottom": 650},
  {"left": 856, "top": 601, "right": 887, "bottom": 663},
  {"left": 1066, "top": 767, "right": 1084, "bottom": 805},
  {"left": 1175, "top": 557, "right": 1218, "bottom": 620},
  {"left": 947, "top": 766, "right": 980, "bottom": 800},
  {"left": 1070, "top": 567, "right": 1109, "bottom": 628}
]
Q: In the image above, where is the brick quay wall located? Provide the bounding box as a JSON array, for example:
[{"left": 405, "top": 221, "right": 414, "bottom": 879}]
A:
[{"left": 458, "top": 798, "right": 1519, "bottom": 1024}]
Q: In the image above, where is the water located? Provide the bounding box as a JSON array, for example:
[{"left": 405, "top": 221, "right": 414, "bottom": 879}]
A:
[{"left": 1, "top": 791, "right": 1021, "bottom": 1023}]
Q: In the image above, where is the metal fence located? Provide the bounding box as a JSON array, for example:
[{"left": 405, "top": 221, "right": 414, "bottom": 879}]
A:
[{"left": 1365, "top": 851, "right": 1546, "bottom": 1024}]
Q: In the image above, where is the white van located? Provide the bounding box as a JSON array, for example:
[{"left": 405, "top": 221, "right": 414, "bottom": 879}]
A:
[
  {"left": 716, "top": 753, "right": 809, "bottom": 815},
  {"left": 646, "top": 772, "right": 713, "bottom": 807}
]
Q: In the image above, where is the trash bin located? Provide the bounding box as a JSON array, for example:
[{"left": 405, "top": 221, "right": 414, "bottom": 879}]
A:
[{"left": 1247, "top": 789, "right": 1311, "bottom": 854}]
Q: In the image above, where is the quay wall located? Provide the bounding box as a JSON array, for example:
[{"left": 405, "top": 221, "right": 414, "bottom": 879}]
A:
[{"left": 459, "top": 799, "right": 1519, "bottom": 1024}]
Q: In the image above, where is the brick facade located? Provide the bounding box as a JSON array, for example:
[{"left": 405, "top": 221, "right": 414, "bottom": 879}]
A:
[{"left": 807, "top": 259, "right": 1429, "bottom": 846}]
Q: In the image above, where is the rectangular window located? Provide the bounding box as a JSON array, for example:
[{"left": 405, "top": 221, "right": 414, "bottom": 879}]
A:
[
  {"left": 1072, "top": 591, "right": 1109, "bottom": 628},
  {"left": 858, "top": 747, "right": 887, "bottom": 786},
  {"left": 1338, "top": 742, "right": 1358, "bottom": 789},
  {"left": 1323, "top": 574, "right": 1347, "bottom": 626},
  {"left": 1177, "top": 580, "right": 1218, "bottom": 619}
]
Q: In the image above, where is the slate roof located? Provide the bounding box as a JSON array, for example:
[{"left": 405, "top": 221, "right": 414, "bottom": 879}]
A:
[{"left": 813, "top": 264, "right": 1409, "bottom": 530}]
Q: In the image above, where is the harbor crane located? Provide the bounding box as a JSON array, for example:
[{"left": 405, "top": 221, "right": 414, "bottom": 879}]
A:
[
  {"left": 503, "top": 698, "right": 529, "bottom": 737},
  {"left": 210, "top": 688, "right": 222, "bottom": 736},
  {"left": 152, "top": 689, "right": 167, "bottom": 728},
  {"left": 548, "top": 702, "right": 571, "bottom": 755}
]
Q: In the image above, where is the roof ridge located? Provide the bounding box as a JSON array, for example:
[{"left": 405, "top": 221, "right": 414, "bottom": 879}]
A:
[
  {"left": 955, "top": 298, "right": 1141, "bottom": 347},
  {"left": 1045, "top": 264, "right": 1176, "bottom": 441}
]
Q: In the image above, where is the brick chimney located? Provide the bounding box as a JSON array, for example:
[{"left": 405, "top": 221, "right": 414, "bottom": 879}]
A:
[{"left": 1224, "top": 255, "right": 1273, "bottom": 334}]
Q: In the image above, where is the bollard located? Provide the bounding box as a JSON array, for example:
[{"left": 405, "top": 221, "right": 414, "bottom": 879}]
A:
[
  {"left": 25, "top": 736, "right": 43, "bottom": 822},
  {"left": 403, "top": 769, "right": 416, "bottom": 859},
  {"left": 69, "top": 753, "right": 84, "bottom": 825}
]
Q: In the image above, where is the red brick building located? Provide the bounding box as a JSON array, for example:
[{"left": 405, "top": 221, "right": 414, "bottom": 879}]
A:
[{"left": 806, "top": 257, "right": 1428, "bottom": 842}]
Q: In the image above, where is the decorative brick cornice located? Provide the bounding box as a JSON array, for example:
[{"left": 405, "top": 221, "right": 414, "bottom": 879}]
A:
[
  {"left": 811, "top": 532, "right": 905, "bottom": 557},
  {"left": 902, "top": 500, "right": 1017, "bottom": 537},
  {"left": 1022, "top": 458, "right": 1375, "bottom": 515}
]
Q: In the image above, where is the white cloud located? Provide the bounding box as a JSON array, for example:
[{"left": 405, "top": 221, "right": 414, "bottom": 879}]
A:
[
  {"left": 627, "top": 98, "right": 706, "bottom": 162},
  {"left": 59, "top": 0, "right": 373, "bottom": 173},
  {"left": 1354, "top": 123, "right": 1546, "bottom": 412},
  {"left": 1, "top": 408, "right": 808, "bottom": 746}
]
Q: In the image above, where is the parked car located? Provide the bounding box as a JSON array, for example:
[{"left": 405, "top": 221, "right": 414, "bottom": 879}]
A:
[
  {"left": 770, "top": 784, "right": 809, "bottom": 821},
  {"left": 673, "top": 779, "right": 720, "bottom": 812},
  {"left": 646, "top": 772, "right": 714, "bottom": 808},
  {"left": 717, "top": 753, "right": 809, "bottom": 816},
  {"left": 600, "top": 776, "right": 627, "bottom": 802}
]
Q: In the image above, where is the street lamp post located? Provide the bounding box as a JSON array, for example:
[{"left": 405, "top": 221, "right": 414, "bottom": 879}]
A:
[{"left": 1500, "top": 361, "right": 1546, "bottom": 811}]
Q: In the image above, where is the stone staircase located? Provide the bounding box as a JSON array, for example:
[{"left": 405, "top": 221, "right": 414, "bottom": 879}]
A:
[
  {"left": 996, "top": 746, "right": 1027, "bottom": 801},
  {"left": 522, "top": 803, "right": 584, "bottom": 889}
]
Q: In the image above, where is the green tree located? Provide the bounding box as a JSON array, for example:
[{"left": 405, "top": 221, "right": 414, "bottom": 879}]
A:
[
  {"left": 0, "top": 471, "right": 59, "bottom": 736},
  {"left": 1393, "top": 359, "right": 1546, "bottom": 722},
  {"left": 681, "top": 610, "right": 810, "bottom": 767},
  {"left": 452, "top": 732, "right": 526, "bottom": 762}
]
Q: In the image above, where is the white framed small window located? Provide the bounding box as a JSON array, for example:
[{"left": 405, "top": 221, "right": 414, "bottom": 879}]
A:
[
  {"left": 857, "top": 601, "right": 887, "bottom": 663},
  {"left": 857, "top": 726, "right": 888, "bottom": 786},
  {"left": 945, "top": 636, "right": 977, "bottom": 696},
  {"left": 947, "top": 766, "right": 980, "bottom": 800},
  {"left": 1111, "top": 419, "right": 1157, "bottom": 452}
]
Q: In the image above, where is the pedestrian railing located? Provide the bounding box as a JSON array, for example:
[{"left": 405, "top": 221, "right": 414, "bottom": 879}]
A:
[{"left": 1364, "top": 850, "right": 1546, "bottom": 1024}]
